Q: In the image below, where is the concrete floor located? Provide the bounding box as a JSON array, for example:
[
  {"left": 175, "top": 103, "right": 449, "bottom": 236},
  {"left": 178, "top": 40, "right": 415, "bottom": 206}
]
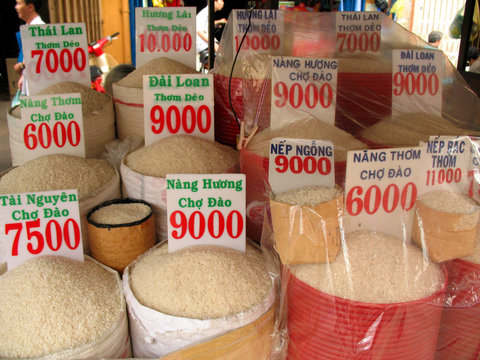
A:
[{"left": 0, "top": 85, "right": 13, "bottom": 173}]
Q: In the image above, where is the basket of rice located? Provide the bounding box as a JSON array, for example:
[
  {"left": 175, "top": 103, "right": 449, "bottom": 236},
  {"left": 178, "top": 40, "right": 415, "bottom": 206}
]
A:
[
  {"left": 87, "top": 198, "right": 156, "bottom": 272},
  {"left": 7, "top": 81, "right": 115, "bottom": 166},
  {"left": 269, "top": 185, "right": 343, "bottom": 264},
  {"left": 436, "top": 235, "right": 480, "bottom": 359},
  {"left": 241, "top": 117, "right": 367, "bottom": 242},
  {"left": 0, "top": 255, "right": 131, "bottom": 359},
  {"left": 123, "top": 242, "right": 276, "bottom": 358},
  {"left": 120, "top": 135, "right": 238, "bottom": 240},
  {"left": 112, "top": 57, "right": 198, "bottom": 140},
  {"left": 285, "top": 230, "right": 446, "bottom": 360},
  {"left": 412, "top": 190, "right": 480, "bottom": 263},
  {"left": 0, "top": 154, "right": 120, "bottom": 255}
]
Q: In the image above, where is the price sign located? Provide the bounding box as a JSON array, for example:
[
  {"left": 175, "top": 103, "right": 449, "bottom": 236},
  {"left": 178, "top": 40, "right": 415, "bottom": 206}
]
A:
[
  {"left": 166, "top": 174, "right": 246, "bottom": 253},
  {"left": 335, "top": 12, "right": 382, "bottom": 54},
  {"left": 21, "top": 23, "right": 90, "bottom": 95},
  {"left": 422, "top": 136, "right": 470, "bottom": 195},
  {"left": 232, "top": 9, "right": 284, "bottom": 59},
  {"left": 392, "top": 50, "right": 443, "bottom": 117},
  {"left": 135, "top": 7, "right": 196, "bottom": 69},
  {"left": 270, "top": 56, "right": 337, "bottom": 129},
  {"left": 143, "top": 74, "right": 214, "bottom": 145},
  {"left": 269, "top": 138, "right": 335, "bottom": 194},
  {"left": 0, "top": 189, "right": 84, "bottom": 271},
  {"left": 467, "top": 136, "right": 480, "bottom": 202},
  {"left": 344, "top": 147, "right": 423, "bottom": 237},
  {"left": 16, "top": 93, "right": 85, "bottom": 162}
]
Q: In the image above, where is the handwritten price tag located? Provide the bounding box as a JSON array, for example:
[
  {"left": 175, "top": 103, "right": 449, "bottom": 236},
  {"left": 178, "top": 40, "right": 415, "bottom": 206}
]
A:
[
  {"left": 270, "top": 56, "right": 337, "bottom": 129},
  {"left": 344, "top": 147, "right": 423, "bottom": 237},
  {"left": 335, "top": 12, "right": 381, "bottom": 54},
  {"left": 16, "top": 93, "right": 85, "bottom": 163},
  {"left": 467, "top": 137, "right": 480, "bottom": 202},
  {"left": 166, "top": 174, "right": 246, "bottom": 253},
  {"left": 143, "top": 74, "right": 214, "bottom": 145},
  {"left": 269, "top": 138, "right": 335, "bottom": 194},
  {"left": 135, "top": 7, "right": 196, "bottom": 69},
  {"left": 232, "top": 9, "right": 284, "bottom": 58},
  {"left": 0, "top": 189, "right": 84, "bottom": 271},
  {"left": 392, "top": 49, "right": 443, "bottom": 116},
  {"left": 21, "top": 23, "right": 90, "bottom": 95}
]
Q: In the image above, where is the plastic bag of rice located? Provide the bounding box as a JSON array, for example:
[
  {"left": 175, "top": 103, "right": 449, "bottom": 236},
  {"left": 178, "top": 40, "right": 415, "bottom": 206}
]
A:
[
  {"left": 412, "top": 189, "right": 480, "bottom": 262},
  {"left": 121, "top": 135, "right": 238, "bottom": 240},
  {"left": 7, "top": 81, "right": 115, "bottom": 165},
  {"left": 0, "top": 256, "right": 130, "bottom": 359},
  {"left": 270, "top": 185, "right": 343, "bottom": 264},
  {"left": 112, "top": 57, "right": 198, "bottom": 139},
  {"left": 123, "top": 242, "right": 276, "bottom": 358},
  {"left": 0, "top": 154, "right": 120, "bottom": 255}
]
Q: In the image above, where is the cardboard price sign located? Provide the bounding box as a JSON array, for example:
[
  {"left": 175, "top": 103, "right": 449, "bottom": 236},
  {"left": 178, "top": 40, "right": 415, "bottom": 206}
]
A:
[
  {"left": 270, "top": 56, "right": 337, "bottom": 129},
  {"left": 269, "top": 138, "right": 335, "bottom": 194},
  {"left": 344, "top": 147, "right": 423, "bottom": 238},
  {"left": 143, "top": 74, "right": 214, "bottom": 145},
  {"left": 232, "top": 9, "right": 284, "bottom": 58},
  {"left": 166, "top": 174, "right": 246, "bottom": 253},
  {"left": 0, "top": 189, "right": 84, "bottom": 271},
  {"left": 21, "top": 23, "right": 90, "bottom": 95},
  {"left": 467, "top": 136, "right": 480, "bottom": 203},
  {"left": 135, "top": 7, "right": 196, "bottom": 69},
  {"left": 335, "top": 12, "right": 382, "bottom": 54},
  {"left": 16, "top": 93, "right": 86, "bottom": 161},
  {"left": 392, "top": 49, "right": 443, "bottom": 117}
]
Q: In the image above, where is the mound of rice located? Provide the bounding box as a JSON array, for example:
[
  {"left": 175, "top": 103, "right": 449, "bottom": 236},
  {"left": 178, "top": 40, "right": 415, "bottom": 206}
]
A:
[
  {"left": 0, "top": 256, "right": 122, "bottom": 358},
  {"left": 419, "top": 190, "right": 479, "bottom": 215},
  {"left": 274, "top": 186, "right": 341, "bottom": 206},
  {"left": 129, "top": 244, "right": 272, "bottom": 319},
  {"left": 0, "top": 154, "right": 116, "bottom": 200},
  {"left": 291, "top": 230, "right": 445, "bottom": 303},
  {"left": 90, "top": 202, "right": 152, "bottom": 225},
  {"left": 124, "top": 135, "right": 238, "bottom": 178}
]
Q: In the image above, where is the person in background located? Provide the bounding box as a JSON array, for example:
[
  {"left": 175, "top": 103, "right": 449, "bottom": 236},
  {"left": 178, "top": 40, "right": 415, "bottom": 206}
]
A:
[
  {"left": 468, "top": 45, "right": 480, "bottom": 73},
  {"left": 14, "top": 0, "right": 45, "bottom": 95},
  {"left": 196, "top": 0, "right": 227, "bottom": 55},
  {"left": 428, "top": 31, "right": 443, "bottom": 48}
]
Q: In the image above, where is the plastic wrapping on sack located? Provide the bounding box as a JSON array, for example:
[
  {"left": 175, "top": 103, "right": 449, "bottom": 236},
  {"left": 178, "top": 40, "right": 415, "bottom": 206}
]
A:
[{"left": 209, "top": 9, "right": 480, "bottom": 360}]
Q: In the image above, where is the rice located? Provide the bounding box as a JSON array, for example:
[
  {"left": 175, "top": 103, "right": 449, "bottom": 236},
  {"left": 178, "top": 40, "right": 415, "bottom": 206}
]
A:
[
  {"left": 90, "top": 202, "right": 151, "bottom": 225},
  {"left": 419, "top": 190, "right": 479, "bottom": 214},
  {"left": 291, "top": 230, "right": 444, "bottom": 303},
  {"left": 124, "top": 135, "right": 238, "bottom": 178},
  {"left": 129, "top": 244, "right": 272, "bottom": 319},
  {"left": 118, "top": 57, "right": 198, "bottom": 88},
  {"left": 274, "top": 186, "right": 341, "bottom": 206},
  {"left": 11, "top": 81, "right": 110, "bottom": 118},
  {"left": 247, "top": 117, "right": 367, "bottom": 162},
  {"left": 0, "top": 154, "right": 116, "bottom": 200},
  {"left": 0, "top": 256, "right": 122, "bottom": 358}
]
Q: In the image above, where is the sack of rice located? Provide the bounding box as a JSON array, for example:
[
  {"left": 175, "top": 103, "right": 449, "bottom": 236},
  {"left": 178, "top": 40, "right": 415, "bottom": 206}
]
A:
[
  {"left": 87, "top": 198, "right": 156, "bottom": 272},
  {"left": 412, "top": 190, "right": 480, "bottom": 262},
  {"left": 286, "top": 230, "right": 446, "bottom": 360},
  {"left": 7, "top": 81, "right": 115, "bottom": 166},
  {"left": 241, "top": 117, "right": 367, "bottom": 241},
  {"left": 112, "top": 57, "right": 198, "bottom": 140},
  {"left": 0, "top": 154, "right": 120, "bottom": 254},
  {"left": 123, "top": 242, "right": 276, "bottom": 358},
  {"left": 121, "top": 135, "right": 238, "bottom": 240},
  {"left": 269, "top": 185, "right": 343, "bottom": 264},
  {"left": 0, "top": 256, "right": 131, "bottom": 359}
]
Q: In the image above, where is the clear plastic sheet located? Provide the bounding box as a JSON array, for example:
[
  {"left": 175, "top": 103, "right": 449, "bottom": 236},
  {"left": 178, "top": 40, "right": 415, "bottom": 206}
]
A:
[{"left": 209, "top": 9, "right": 480, "bottom": 360}]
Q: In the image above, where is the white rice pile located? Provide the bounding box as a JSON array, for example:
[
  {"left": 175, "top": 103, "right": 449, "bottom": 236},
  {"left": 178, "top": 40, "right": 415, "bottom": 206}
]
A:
[
  {"left": 359, "top": 113, "right": 471, "bottom": 146},
  {"left": 0, "top": 256, "right": 122, "bottom": 358},
  {"left": 274, "top": 186, "right": 341, "bottom": 206},
  {"left": 419, "top": 190, "right": 479, "bottom": 214},
  {"left": 247, "top": 117, "right": 367, "bottom": 162},
  {"left": 0, "top": 154, "right": 116, "bottom": 200},
  {"left": 292, "top": 230, "right": 445, "bottom": 303},
  {"left": 129, "top": 244, "right": 272, "bottom": 319},
  {"left": 90, "top": 202, "right": 151, "bottom": 225},
  {"left": 118, "top": 57, "right": 197, "bottom": 88},
  {"left": 12, "top": 81, "right": 110, "bottom": 117},
  {"left": 124, "top": 135, "right": 238, "bottom": 178}
]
